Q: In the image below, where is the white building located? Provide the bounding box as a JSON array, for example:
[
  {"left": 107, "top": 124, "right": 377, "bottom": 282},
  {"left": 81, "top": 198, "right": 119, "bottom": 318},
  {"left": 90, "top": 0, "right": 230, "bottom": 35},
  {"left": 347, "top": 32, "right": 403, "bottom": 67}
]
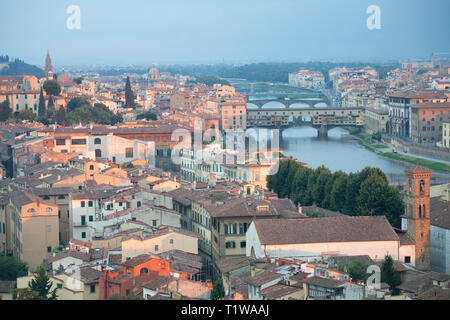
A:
[
  {"left": 246, "top": 216, "right": 415, "bottom": 264},
  {"left": 289, "top": 70, "right": 325, "bottom": 90}
]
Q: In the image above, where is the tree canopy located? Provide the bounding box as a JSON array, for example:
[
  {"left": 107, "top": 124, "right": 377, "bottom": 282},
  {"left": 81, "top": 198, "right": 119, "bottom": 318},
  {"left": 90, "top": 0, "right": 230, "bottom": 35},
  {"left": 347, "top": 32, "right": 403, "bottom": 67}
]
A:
[
  {"left": 125, "top": 76, "right": 135, "bottom": 107},
  {"left": 210, "top": 279, "right": 225, "bottom": 300},
  {"left": 267, "top": 159, "right": 404, "bottom": 227},
  {"left": 0, "top": 99, "right": 12, "bottom": 122},
  {"left": 0, "top": 255, "right": 29, "bottom": 281},
  {"left": 136, "top": 111, "right": 157, "bottom": 121},
  {"left": 43, "top": 80, "right": 61, "bottom": 96},
  {"left": 27, "top": 266, "right": 58, "bottom": 300}
]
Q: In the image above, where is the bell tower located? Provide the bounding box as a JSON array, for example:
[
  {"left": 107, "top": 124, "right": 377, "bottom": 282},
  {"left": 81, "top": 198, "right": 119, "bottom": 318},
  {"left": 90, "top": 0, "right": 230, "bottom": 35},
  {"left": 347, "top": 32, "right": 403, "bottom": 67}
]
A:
[{"left": 404, "top": 166, "right": 432, "bottom": 271}]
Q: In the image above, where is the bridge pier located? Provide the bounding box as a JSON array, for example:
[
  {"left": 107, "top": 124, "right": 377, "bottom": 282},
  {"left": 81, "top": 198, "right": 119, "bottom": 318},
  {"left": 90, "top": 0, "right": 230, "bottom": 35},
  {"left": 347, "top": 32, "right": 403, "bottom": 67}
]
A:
[{"left": 317, "top": 125, "right": 329, "bottom": 138}]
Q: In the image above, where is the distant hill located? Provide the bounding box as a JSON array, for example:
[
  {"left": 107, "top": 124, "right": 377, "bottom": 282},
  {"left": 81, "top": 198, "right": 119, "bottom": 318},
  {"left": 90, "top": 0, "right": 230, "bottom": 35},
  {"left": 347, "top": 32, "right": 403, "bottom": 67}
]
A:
[{"left": 0, "top": 55, "right": 45, "bottom": 78}]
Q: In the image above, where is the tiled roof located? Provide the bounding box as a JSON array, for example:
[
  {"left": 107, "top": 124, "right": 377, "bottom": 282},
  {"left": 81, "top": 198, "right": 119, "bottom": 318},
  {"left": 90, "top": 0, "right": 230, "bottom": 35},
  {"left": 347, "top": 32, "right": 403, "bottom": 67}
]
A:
[
  {"left": 259, "top": 284, "right": 301, "bottom": 299},
  {"left": 216, "top": 256, "right": 251, "bottom": 274},
  {"left": 430, "top": 196, "right": 450, "bottom": 230},
  {"left": 253, "top": 216, "right": 399, "bottom": 245},
  {"left": 142, "top": 276, "right": 170, "bottom": 290},
  {"left": 303, "top": 276, "right": 344, "bottom": 289},
  {"left": 405, "top": 165, "right": 432, "bottom": 174},
  {"left": 246, "top": 270, "right": 282, "bottom": 287}
]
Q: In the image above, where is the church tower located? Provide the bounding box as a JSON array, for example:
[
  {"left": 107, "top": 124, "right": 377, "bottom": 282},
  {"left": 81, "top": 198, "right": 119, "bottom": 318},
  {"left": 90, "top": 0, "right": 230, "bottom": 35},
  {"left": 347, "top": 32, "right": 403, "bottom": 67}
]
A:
[
  {"left": 404, "top": 166, "right": 432, "bottom": 271},
  {"left": 45, "top": 50, "right": 53, "bottom": 79}
]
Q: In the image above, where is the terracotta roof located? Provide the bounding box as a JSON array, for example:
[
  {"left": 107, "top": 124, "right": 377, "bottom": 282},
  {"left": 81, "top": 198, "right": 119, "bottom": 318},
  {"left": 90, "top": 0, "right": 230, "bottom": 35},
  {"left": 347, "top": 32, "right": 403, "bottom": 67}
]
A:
[
  {"left": 405, "top": 165, "right": 432, "bottom": 174},
  {"left": 303, "top": 276, "right": 344, "bottom": 289},
  {"left": 416, "top": 286, "right": 450, "bottom": 300},
  {"left": 246, "top": 270, "right": 282, "bottom": 287},
  {"left": 430, "top": 196, "right": 450, "bottom": 230},
  {"left": 216, "top": 256, "right": 251, "bottom": 274},
  {"left": 142, "top": 276, "right": 170, "bottom": 290},
  {"left": 259, "top": 284, "right": 301, "bottom": 299},
  {"left": 121, "top": 254, "right": 155, "bottom": 268},
  {"left": 253, "top": 216, "right": 399, "bottom": 245}
]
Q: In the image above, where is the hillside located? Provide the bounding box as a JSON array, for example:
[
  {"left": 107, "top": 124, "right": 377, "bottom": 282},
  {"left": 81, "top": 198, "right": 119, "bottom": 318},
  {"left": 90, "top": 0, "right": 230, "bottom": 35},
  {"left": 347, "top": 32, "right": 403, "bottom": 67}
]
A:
[{"left": 0, "top": 55, "right": 45, "bottom": 78}]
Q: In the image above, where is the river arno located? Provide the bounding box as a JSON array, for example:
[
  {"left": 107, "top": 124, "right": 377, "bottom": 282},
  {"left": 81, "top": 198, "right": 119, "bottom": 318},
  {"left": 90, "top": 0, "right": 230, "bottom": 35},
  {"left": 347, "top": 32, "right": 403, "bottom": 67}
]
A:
[{"left": 255, "top": 126, "right": 450, "bottom": 185}]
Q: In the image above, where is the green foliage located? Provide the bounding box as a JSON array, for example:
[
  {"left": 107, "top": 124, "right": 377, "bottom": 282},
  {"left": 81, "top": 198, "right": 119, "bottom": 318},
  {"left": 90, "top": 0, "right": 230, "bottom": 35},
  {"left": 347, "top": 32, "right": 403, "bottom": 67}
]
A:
[
  {"left": 28, "top": 266, "right": 58, "bottom": 300},
  {"left": 73, "top": 77, "right": 83, "bottom": 84},
  {"left": 0, "top": 58, "right": 44, "bottom": 78},
  {"left": 52, "top": 245, "right": 65, "bottom": 254},
  {"left": 43, "top": 80, "right": 61, "bottom": 96},
  {"left": 381, "top": 255, "right": 402, "bottom": 295},
  {"left": 136, "top": 111, "right": 157, "bottom": 121},
  {"left": 56, "top": 107, "right": 67, "bottom": 126},
  {"left": 338, "top": 260, "right": 369, "bottom": 283},
  {"left": 267, "top": 159, "right": 404, "bottom": 227},
  {"left": 38, "top": 89, "right": 46, "bottom": 118},
  {"left": 67, "top": 97, "right": 90, "bottom": 112},
  {"left": 64, "top": 99, "right": 122, "bottom": 125},
  {"left": 125, "top": 76, "right": 135, "bottom": 107},
  {"left": 372, "top": 131, "right": 382, "bottom": 141},
  {"left": 210, "top": 279, "right": 225, "bottom": 300},
  {"left": 121, "top": 162, "right": 134, "bottom": 168},
  {"left": 0, "top": 99, "right": 12, "bottom": 122},
  {"left": 0, "top": 255, "right": 29, "bottom": 281},
  {"left": 12, "top": 287, "right": 41, "bottom": 300},
  {"left": 16, "top": 109, "right": 35, "bottom": 121},
  {"left": 186, "top": 74, "right": 230, "bottom": 87}
]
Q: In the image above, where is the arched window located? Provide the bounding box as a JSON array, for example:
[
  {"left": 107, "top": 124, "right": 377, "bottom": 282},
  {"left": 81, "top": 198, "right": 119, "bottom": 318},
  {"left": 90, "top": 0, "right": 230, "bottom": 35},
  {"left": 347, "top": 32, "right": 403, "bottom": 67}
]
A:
[
  {"left": 422, "top": 204, "right": 426, "bottom": 218},
  {"left": 94, "top": 138, "right": 101, "bottom": 145},
  {"left": 140, "top": 268, "right": 149, "bottom": 275},
  {"left": 419, "top": 180, "right": 425, "bottom": 193},
  {"left": 419, "top": 205, "right": 422, "bottom": 218},
  {"left": 95, "top": 149, "right": 102, "bottom": 158}
]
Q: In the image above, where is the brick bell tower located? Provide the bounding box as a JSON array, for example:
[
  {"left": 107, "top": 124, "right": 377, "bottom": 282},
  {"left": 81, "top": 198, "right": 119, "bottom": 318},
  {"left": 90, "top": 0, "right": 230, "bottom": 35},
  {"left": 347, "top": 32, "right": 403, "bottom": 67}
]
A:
[{"left": 404, "top": 166, "right": 432, "bottom": 271}]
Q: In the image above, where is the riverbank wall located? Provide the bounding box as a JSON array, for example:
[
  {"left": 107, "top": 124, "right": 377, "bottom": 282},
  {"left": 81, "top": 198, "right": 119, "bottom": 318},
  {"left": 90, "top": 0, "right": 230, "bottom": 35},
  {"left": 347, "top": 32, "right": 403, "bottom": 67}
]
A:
[{"left": 384, "top": 136, "right": 450, "bottom": 162}]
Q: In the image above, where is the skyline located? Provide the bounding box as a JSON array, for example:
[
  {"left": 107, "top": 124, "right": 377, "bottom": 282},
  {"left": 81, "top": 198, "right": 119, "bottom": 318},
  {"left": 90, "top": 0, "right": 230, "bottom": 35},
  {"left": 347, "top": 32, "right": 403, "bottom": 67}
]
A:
[{"left": 1, "top": 0, "right": 450, "bottom": 67}]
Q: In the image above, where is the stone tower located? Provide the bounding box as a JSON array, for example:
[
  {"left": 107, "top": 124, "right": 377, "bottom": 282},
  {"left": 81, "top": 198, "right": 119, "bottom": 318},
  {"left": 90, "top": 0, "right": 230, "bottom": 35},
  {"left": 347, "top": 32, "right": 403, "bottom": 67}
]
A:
[
  {"left": 404, "top": 165, "right": 432, "bottom": 271},
  {"left": 45, "top": 50, "right": 53, "bottom": 79}
]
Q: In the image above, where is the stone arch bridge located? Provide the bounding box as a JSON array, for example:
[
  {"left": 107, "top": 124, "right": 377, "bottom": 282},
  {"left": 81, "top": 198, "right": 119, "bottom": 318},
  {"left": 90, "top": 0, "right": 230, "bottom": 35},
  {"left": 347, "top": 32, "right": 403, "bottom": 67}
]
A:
[{"left": 246, "top": 107, "right": 365, "bottom": 137}]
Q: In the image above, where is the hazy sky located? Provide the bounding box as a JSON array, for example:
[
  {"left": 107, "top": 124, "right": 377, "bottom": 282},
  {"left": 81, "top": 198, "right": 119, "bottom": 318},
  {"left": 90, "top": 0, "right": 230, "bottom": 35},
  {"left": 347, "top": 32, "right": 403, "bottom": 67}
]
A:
[{"left": 1, "top": 0, "right": 449, "bottom": 67}]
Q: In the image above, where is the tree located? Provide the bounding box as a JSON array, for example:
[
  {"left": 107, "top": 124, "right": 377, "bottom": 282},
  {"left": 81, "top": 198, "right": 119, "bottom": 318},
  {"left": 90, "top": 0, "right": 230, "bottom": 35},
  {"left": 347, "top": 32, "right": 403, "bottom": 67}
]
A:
[
  {"left": 136, "top": 111, "right": 157, "bottom": 121},
  {"left": 56, "top": 107, "right": 67, "bottom": 126},
  {"left": 0, "top": 255, "right": 29, "bottom": 281},
  {"left": 43, "top": 80, "right": 61, "bottom": 96},
  {"left": 125, "top": 76, "right": 135, "bottom": 107},
  {"left": 338, "top": 260, "right": 369, "bottom": 283},
  {"left": 47, "top": 96, "right": 56, "bottom": 123},
  {"left": 11, "top": 288, "right": 40, "bottom": 300},
  {"left": 67, "top": 97, "right": 91, "bottom": 112},
  {"left": 37, "top": 89, "right": 46, "bottom": 119},
  {"left": 16, "top": 109, "right": 35, "bottom": 121},
  {"left": 28, "top": 266, "right": 58, "bottom": 300},
  {"left": 381, "top": 255, "right": 402, "bottom": 295},
  {"left": 210, "top": 279, "right": 225, "bottom": 300},
  {"left": 73, "top": 77, "right": 83, "bottom": 84},
  {"left": 0, "top": 99, "right": 12, "bottom": 122}
]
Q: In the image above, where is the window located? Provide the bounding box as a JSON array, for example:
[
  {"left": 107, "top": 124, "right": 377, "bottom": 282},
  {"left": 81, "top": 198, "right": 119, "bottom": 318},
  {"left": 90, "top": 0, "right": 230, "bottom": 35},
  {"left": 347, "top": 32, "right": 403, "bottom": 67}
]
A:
[
  {"left": 71, "top": 139, "right": 86, "bottom": 145},
  {"left": 137, "top": 201, "right": 141, "bottom": 208},
  {"left": 57, "top": 284, "right": 63, "bottom": 289},
  {"left": 58, "top": 195, "right": 65, "bottom": 199},
  {"left": 94, "top": 138, "right": 101, "bottom": 145},
  {"left": 89, "top": 165, "right": 94, "bottom": 170},
  {"left": 43, "top": 195, "right": 50, "bottom": 200},
  {"left": 152, "top": 220, "right": 157, "bottom": 227},
  {"left": 95, "top": 149, "right": 102, "bottom": 158},
  {"left": 224, "top": 223, "right": 237, "bottom": 235},
  {"left": 419, "top": 180, "right": 425, "bottom": 193},
  {"left": 89, "top": 216, "right": 93, "bottom": 222},
  {"left": 88, "top": 201, "right": 93, "bottom": 207},
  {"left": 47, "top": 246, "right": 52, "bottom": 253},
  {"left": 405, "top": 256, "right": 411, "bottom": 263},
  {"left": 170, "top": 239, "right": 174, "bottom": 244},
  {"left": 225, "top": 241, "right": 236, "bottom": 249},
  {"left": 125, "top": 148, "right": 133, "bottom": 158},
  {"left": 240, "top": 241, "right": 246, "bottom": 248},
  {"left": 81, "top": 216, "right": 86, "bottom": 225},
  {"left": 140, "top": 268, "right": 149, "bottom": 275},
  {"left": 82, "top": 232, "right": 86, "bottom": 239},
  {"left": 239, "top": 223, "right": 248, "bottom": 234},
  {"left": 90, "top": 284, "right": 96, "bottom": 293},
  {"left": 155, "top": 245, "right": 159, "bottom": 252},
  {"left": 47, "top": 225, "right": 51, "bottom": 232},
  {"left": 81, "top": 201, "right": 86, "bottom": 207}
]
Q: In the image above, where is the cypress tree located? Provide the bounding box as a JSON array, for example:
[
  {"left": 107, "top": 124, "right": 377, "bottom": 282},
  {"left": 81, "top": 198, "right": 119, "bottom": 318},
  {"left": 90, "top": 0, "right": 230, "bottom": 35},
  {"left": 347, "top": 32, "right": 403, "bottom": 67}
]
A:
[
  {"left": 38, "top": 89, "right": 46, "bottom": 119},
  {"left": 125, "top": 76, "right": 135, "bottom": 107},
  {"left": 0, "top": 98, "right": 12, "bottom": 122}
]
